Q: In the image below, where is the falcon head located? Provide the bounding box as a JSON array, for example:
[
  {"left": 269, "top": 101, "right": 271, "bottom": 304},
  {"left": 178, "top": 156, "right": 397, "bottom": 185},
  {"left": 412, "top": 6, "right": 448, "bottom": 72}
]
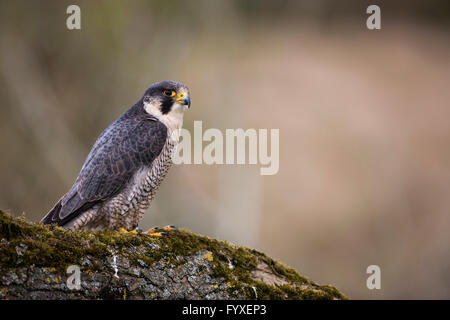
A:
[{"left": 142, "top": 80, "right": 191, "bottom": 116}]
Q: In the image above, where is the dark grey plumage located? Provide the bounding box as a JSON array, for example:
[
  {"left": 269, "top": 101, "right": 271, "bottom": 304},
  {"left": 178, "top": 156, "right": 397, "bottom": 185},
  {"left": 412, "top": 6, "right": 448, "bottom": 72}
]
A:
[{"left": 41, "top": 80, "right": 190, "bottom": 230}]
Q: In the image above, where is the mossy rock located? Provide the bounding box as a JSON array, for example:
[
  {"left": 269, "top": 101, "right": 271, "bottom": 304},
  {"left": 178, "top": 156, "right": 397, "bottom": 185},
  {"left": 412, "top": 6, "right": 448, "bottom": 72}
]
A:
[{"left": 0, "top": 210, "right": 346, "bottom": 300}]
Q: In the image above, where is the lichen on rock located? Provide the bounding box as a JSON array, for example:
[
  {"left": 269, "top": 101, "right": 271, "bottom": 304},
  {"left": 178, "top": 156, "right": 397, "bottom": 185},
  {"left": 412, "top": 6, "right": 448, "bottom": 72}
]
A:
[{"left": 0, "top": 210, "right": 346, "bottom": 300}]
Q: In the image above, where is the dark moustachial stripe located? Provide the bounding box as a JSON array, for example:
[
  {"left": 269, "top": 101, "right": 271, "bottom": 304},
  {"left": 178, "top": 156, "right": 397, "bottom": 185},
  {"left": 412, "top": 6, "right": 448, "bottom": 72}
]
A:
[{"left": 160, "top": 97, "right": 173, "bottom": 115}]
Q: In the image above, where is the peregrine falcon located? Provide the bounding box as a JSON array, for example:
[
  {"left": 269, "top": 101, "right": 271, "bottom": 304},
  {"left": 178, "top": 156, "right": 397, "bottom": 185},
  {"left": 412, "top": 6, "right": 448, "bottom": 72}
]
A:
[{"left": 41, "top": 80, "right": 190, "bottom": 231}]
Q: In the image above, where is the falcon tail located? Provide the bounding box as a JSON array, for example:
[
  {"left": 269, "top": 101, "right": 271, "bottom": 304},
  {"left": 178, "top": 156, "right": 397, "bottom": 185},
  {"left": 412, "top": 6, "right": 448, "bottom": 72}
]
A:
[
  {"left": 41, "top": 191, "right": 100, "bottom": 229},
  {"left": 41, "top": 199, "right": 63, "bottom": 225}
]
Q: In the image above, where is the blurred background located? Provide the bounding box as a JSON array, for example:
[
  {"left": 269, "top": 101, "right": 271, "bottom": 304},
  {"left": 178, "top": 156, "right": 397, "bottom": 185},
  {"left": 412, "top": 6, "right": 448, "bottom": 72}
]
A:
[{"left": 1, "top": 0, "right": 449, "bottom": 299}]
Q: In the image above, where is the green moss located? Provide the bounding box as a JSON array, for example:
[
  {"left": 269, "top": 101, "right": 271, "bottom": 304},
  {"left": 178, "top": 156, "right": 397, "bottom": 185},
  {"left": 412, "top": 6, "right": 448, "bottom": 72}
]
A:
[
  {"left": 0, "top": 211, "right": 120, "bottom": 274},
  {"left": 0, "top": 210, "right": 346, "bottom": 300},
  {"left": 314, "top": 285, "right": 347, "bottom": 300},
  {"left": 251, "top": 250, "right": 310, "bottom": 285}
]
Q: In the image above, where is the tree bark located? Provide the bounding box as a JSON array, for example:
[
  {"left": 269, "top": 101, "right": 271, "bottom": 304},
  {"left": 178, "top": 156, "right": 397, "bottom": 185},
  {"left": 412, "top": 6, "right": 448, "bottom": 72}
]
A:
[{"left": 0, "top": 210, "right": 345, "bottom": 300}]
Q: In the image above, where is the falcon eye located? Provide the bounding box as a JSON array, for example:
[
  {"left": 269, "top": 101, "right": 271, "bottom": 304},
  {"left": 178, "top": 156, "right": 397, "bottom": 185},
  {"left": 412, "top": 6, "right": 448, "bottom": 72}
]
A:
[{"left": 163, "top": 89, "right": 176, "bottom": 97}]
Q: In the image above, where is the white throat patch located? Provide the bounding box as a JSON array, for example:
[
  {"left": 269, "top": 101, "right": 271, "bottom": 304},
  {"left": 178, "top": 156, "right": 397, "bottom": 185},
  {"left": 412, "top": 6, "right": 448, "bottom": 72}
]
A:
[{"left": 143, "top": 100, "right": 186, "bottom": 142}]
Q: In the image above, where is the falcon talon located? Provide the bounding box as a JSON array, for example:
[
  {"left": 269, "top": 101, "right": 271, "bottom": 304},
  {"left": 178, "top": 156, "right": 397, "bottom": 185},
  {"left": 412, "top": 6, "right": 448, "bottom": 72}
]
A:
[
  {"left": 146, "top": 232, "right": 166, "bottom": 237},
  {"left": 40, "top": 81, "right": 191, "bottom": 232},
  {"left": 144, "top": 227, "right": 158, "bottom": 234},
  {"left": 162, "top": 225, "right": 177, "bottom": 231},
  {"left": 119, "top": 227, "right": 138, "bottom": 234}
]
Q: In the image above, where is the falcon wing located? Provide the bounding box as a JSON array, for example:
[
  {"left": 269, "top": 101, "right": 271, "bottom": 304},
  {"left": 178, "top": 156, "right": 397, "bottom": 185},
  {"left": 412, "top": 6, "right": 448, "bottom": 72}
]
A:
[{"left": 41, "top": 117, "right": 168, "bottom": 226}]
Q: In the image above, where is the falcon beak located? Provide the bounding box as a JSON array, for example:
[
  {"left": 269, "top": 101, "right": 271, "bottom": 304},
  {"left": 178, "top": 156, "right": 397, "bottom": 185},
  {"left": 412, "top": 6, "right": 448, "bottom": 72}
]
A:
[{"left": 176, "top": 92, "right": 191, "bottom": 109}]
